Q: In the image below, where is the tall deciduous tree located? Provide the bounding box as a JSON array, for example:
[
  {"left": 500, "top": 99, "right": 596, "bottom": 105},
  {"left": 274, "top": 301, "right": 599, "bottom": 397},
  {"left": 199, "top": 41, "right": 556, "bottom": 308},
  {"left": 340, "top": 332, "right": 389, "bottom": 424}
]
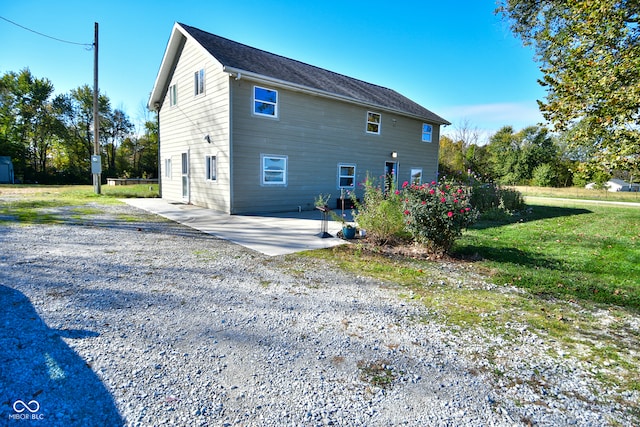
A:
[
  {"left": 438, "top": 135, "right": 465, "bottom": 176},
  {"left": 103, "top": 108, "right": 133, "bottom": 177},
  {"left": 497, "top": 0, "right": 640, "bottom": 173},
  {"left": 69, "top": 85, "right": 111, "bottom": 164},
  {"left": 487, "top": 125, "right": 558, "bottom": 185},
  {"left": 0, "top": 69, "right": 66, "bottom": 180}
]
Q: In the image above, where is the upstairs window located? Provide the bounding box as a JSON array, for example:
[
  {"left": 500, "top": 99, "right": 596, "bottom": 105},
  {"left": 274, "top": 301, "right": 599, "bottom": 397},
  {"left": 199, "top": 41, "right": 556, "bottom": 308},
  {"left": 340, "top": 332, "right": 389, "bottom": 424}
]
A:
[
  {"left": 169, "top": 84, "right": 177, "bottom": 106},
  {"left": 367, "top": 112, "right": 381, "bottom": 134},
  {"left": 422, "top": 123, "right": 432, "bottom": 142},
  {"left": 254, "top": 86, "right": 278, "bottom": 117},
  {"left": 194, "top": 69, "right": 205, "bottom": 96},
  {"left": 338, "top": 164, "right": 356, "bottom": 189}
]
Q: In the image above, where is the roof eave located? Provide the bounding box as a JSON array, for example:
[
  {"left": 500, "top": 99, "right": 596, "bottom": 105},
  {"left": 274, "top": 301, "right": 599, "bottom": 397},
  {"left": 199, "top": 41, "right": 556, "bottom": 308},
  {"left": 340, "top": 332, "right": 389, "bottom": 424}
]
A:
[
  {"left": 148, "top": 23, "right": 187, "bottom": 111},
  {"left": 223, "top": 66, "right": 450, "bottom": 125}
]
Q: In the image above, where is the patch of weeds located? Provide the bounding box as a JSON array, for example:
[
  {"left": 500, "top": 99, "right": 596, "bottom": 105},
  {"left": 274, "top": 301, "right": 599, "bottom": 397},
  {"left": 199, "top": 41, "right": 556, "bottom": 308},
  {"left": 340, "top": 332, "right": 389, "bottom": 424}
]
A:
[
  {"left": 193, "top": 249, "right": 217, "bottom": 261},
  {"left": 331, "top": 355, "right": 345, "bottom": 365},
  {"left": 0, "top": 199, "right": 66, "bottom": 224},
  {"left": 287, "top": 267, "right": 306, "bottom": 277},
  {"left": 357, "top": 359, "right": 396, "bottom": 388},
  {"left": 69, "top": 206, "right": 102, "bottom": 218},
  {"left": 259, "top": 280, "right": 271, "bottom": 288},
  {"left": 115, "top": 213, "right": 144, "bottom": 222}
]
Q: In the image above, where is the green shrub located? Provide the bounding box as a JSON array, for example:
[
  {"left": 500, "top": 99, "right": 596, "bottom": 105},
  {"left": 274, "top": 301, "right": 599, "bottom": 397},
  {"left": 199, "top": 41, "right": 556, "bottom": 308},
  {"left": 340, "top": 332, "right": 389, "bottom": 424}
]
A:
[
  {"left": 470, "top": 181, "right": 524, "bottom": 215},
  {"left": 531, "top": 163, "right": 556, "bottom": 187},
  {"left": 498, "top": 187, "right": 525, "bottom": 212},
  {"left": 352, "top": 174, "right": 407, "bottom": 245},
  {"left": 402, "top": 179, "right": 478, "bottom": 254}
]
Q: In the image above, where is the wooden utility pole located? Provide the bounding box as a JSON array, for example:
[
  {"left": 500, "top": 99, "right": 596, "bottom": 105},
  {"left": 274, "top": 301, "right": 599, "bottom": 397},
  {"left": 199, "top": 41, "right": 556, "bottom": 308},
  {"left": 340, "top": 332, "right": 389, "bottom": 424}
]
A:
[{"left": 92, "top": 22, "right": 101, "bottom": 194}]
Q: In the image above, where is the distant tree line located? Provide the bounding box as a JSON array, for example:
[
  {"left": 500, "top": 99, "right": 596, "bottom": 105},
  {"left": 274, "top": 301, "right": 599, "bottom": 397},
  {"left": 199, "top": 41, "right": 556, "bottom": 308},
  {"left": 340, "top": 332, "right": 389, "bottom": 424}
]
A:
[
  {"left": 439, "top": 122, "right": 636, "bottom": 187},
  {"left": 0, "top": 68, "right": 157, "bottom": 184},
  {"left": 439, "top": 123, "right": 568, "bottom": 187}
]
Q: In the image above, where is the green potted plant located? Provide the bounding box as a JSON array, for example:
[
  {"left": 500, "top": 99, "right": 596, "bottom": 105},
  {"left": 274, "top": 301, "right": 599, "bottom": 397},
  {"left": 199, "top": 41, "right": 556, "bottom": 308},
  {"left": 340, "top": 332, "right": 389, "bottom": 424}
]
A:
[
  {"left": 341, "top": 222, "right": 357, "bottom": 239},
  {"left": 315, "top": 192, "right": 356, "bottom": 239},
  {"left": 328, "top": 209, "right": 356, "bottom": 239}
]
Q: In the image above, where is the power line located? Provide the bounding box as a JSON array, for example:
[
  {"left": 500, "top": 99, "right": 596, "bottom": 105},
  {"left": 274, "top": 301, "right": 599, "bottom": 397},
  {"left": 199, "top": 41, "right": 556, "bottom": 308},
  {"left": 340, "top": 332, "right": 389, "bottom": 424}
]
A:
[{"left": 0, "top": 15, "right": 93, "bottom": 48}]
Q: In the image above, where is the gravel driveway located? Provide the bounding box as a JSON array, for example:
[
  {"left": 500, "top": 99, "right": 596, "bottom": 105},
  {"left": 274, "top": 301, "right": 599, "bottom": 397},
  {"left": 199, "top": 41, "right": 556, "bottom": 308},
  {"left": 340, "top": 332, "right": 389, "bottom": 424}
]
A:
[{"left": 0, "top": 203, "right": 635, "bottom": 426}]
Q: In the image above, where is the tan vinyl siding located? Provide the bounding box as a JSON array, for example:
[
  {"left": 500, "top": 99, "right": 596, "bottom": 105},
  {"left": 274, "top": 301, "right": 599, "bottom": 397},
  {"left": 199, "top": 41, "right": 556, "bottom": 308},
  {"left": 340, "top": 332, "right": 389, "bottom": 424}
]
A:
[
  {"left": 230, "top": 79, "right": 440, "bottom": 213},
  {"left": 158, "top": 37, "right": 231, "bottom": 212}
]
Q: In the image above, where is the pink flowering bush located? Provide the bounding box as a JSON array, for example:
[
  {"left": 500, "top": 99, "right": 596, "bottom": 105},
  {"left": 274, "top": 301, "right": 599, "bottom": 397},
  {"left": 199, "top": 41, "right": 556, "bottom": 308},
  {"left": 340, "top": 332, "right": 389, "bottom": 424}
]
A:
[{"left": 401, "top": 179, "right": 478, "bottom": 254}]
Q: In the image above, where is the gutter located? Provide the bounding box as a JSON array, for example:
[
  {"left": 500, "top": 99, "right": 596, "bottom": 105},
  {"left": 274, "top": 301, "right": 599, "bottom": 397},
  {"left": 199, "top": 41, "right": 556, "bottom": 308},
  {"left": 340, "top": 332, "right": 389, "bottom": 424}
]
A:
[{"left": 223, "top": 66, "right": 450, "bottom": 126}]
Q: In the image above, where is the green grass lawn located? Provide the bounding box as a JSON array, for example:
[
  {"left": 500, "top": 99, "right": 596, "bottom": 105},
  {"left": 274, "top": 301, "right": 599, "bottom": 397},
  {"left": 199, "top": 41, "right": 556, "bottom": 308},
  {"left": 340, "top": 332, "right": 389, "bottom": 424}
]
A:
[
  {"left": 515, "top": 185, "right": 640, "bottom": 203},
  {"left": 0, "top": 184, "right": 159, "bottom": 224},
  {"left": 455, "top": 201, "right": 640, "bottom": 310}
]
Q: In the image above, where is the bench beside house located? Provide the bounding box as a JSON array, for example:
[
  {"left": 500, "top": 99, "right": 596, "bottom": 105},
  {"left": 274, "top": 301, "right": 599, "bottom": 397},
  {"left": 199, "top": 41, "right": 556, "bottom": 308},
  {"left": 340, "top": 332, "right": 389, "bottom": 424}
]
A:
[{"left": 148, "top": 23, "right": 450, "bottom": 214}]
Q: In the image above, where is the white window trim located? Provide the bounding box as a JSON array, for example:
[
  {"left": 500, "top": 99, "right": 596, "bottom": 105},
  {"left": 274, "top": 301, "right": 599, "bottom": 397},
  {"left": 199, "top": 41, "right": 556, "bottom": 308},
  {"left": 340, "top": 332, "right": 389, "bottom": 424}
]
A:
[
  {"left": 338, "top": 163, "right": 356, "bottom": 189},
  {"left": 194, "top": 69, "right": 205, "bottom": 97},
  {"left": 410, "top": 168, "right": 423, "bottom": 185},
  {"left": 205, "top": 155, "right": 217, "bottom": 181},
  {"left": 422, "top": 123, "right": 433, "bottom": 143},
  {"left": 261, "top": 154, "right": 287, "bottom": 186},
  {"left": 253, "top": 85, "right": 278, "bottom": 118},
  {"left": 169, "top": 84, "right": 177, "bottom": 107},
  {"left": 164, "top": 158, "right": 172, "bottom": 179},
  {"left": 366, "top": 111, "right": 381, "bottom": 134}
]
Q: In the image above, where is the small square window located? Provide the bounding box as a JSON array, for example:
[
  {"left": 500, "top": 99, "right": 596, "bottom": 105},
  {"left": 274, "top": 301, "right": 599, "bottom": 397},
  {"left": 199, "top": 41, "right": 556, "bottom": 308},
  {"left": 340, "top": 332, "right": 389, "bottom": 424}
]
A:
[
  {"left": 254, "top": 86, "right": 278, "bottom": 117},
  {"left": 367, "top": 112, "right": 381, "bottom": 134},
  {"left": 422, "top": 123, "right": 432, "bottom": 142},
  {"left": 410, "top": 168, "right": 422, "bottom": 185},
  {"left": 338, "top": 164, "right": 356, "bottom": 189},
  {"left": 194, "top": 69, "right": 205, "bottom": 96},
  {"left": 169, "top": 84, "right": 177, "bottom": 106},
  {"left": 205, "top": 155, "right": 217, "bottom": 181},
  {"left": 262, "top": 155, "right": 287, "bottom": 185}
]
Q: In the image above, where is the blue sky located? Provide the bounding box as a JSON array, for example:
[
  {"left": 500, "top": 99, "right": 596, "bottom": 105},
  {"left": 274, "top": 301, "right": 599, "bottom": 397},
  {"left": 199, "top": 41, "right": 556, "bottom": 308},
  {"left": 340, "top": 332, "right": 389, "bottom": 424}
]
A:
[{"left": 0, "top": 0, "right": 546, "bottom": 142}]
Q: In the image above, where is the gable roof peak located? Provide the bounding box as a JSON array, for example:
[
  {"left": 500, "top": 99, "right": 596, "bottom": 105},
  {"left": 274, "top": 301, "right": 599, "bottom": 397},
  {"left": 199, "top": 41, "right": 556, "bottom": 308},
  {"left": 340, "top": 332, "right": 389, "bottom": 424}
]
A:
[{"left": 152, "top": 23, "right": 449, "bottom": 125}]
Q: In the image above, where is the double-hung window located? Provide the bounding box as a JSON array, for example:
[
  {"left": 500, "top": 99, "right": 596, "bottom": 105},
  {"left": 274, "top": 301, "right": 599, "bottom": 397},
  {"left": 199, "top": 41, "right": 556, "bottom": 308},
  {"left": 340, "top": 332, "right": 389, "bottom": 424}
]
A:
[
  {"left": 254, "top": 86, "right": 278, "bottom": 117},
  {"left": 366, "top": 112, "right": 381, "bottom": 134},
  {"left": 169, "top": 84, "right": 177, "bottom": 106},
  {"left": 205, "top": 155, "right": 217, "bottom": 181},
  {"left": 194, "top": 69, "right": 205, "bottom": 96},
  {"left": 338, "top": 164, "right": 356, "bottom": 189},
  {"left": 421, "top": 123, "right": 432, "bottom": 142},
  {"left": 262, "top": 155, "right": 287, "bottom": 185},
  {"left": 410, "top": 168, "right": 422, "bottom": 185}
]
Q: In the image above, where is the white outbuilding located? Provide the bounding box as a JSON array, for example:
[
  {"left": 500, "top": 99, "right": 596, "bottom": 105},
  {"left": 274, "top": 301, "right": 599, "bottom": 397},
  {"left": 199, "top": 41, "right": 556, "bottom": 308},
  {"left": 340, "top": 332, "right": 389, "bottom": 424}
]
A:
[{"left": 586, "top": 179, "right": 632, "bottom": 192}]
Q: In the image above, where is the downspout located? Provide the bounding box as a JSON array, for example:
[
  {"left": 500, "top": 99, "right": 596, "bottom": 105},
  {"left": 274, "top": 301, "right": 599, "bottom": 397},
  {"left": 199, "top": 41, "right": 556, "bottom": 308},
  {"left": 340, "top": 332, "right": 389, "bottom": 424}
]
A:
[
  {"left": 228, "top": 73, "right": 235, "bottom": 214},
  {"left": 153, "top": 102, "right": 162, "bottom": 198}
]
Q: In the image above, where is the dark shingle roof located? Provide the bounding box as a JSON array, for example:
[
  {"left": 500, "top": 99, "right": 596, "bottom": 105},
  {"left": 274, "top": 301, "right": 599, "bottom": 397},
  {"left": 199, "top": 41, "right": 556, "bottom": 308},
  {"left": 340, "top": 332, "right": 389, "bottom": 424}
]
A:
[{"left": 178, "top": 23, "right": 448, "bottom": 124}]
